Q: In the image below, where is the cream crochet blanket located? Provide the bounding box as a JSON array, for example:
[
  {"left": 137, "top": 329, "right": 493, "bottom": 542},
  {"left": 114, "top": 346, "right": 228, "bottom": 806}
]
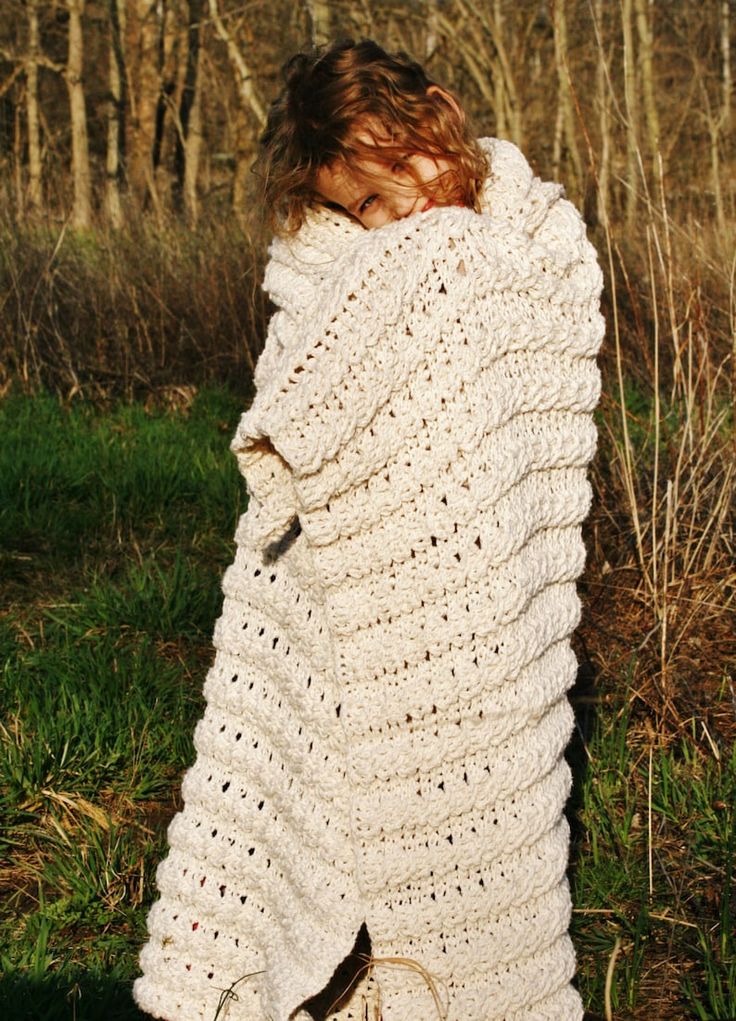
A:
[{"left": 134, "top": 139, "right": 604, "bottom": 1021}]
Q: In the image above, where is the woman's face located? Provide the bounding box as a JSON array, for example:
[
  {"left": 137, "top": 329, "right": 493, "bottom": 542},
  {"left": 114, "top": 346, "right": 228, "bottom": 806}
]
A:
[{"left": 316, "top": 151, "right": 459, "bottom": 229}]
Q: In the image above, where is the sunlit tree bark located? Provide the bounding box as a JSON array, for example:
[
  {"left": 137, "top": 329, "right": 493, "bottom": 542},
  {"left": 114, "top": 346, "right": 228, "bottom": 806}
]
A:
[
  {"left": 26, "top": 0, "right": 42, "bottom": 213},
  {"left": 126, "top": 0, "right": 162, "bottom": 209},
  {"left": 67, "top": 0, "right": 92, "bottom": 228},
  {"left": 593, "top": 0, "right": 611, "bottom": 225},
  {"left": 551, "top": 0, "right": 582, "bottom": 190},
  {"left": 105, "top": 0, "right": 126, "bottom": 226},
  {"left": 696, "top": 73, "right": 727, "bottom": 235},
  {"left": 0, "top": 0, "right": 729, "bottom": 231},
  {"left": 182, "top": 58, "right": 203, "bottom": 222},
  {"left": 13, "top": 86, "right": 23, "bottom": 217},
  {"left": 155, "top": 0, "right": 182, "bottom": 179},
  {"left": 721, "top": 0, "right": 732, "bottom": 137},
  {"left": 209, "top": 0, "right": 265, "bottom": 216},
  {"left": 306, "top": 0, "right": 330, "bottom": 47},
  {"left": 622, "top": 0, "right": 639, "bottom": 228},
  {"left": 209, "top": 0, "right": 265, "bottom": 126},
  {"left": 175, "top": 0, "right": 204, "bottom": 220},
  {"left": 633, "top": 0, "right": 661, "bottom": 197},
  {"left": 492, "top": 0, "right": 507, "bottom": 138},
  {"left": 441, "top": 0, "right": 523, "bottom": 146},
  {"left": 485, "top": 0, "right": 522, "bottom": 146},
  {"left": 425, "top": 0, "right": 439, "bottom": 60}
]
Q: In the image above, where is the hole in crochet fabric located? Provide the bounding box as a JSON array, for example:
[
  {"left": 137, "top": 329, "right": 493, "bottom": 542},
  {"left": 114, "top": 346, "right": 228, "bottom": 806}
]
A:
[{"left": 298, "top": 923, "right": 372, "bottom": 1021}]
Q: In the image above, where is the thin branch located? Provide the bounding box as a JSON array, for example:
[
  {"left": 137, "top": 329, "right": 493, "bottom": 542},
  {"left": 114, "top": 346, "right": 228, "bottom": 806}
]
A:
[{"left": 208, "top": 0, "right": 265, "bottom": 126}]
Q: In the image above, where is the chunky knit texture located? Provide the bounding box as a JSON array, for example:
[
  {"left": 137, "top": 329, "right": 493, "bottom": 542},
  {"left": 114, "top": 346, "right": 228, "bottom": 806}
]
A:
[{"left": 134, "top": 138, "right": 604, "bottom": 1021}]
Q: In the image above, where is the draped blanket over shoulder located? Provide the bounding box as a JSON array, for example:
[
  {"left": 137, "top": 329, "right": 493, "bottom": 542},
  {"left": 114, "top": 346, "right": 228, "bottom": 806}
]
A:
[{"left": 134, "top": 139, "right": 604, "bottom": 1021}]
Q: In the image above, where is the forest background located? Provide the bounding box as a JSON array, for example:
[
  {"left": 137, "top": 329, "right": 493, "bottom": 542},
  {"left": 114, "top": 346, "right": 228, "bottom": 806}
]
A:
[{"left": 0, "top": 1, "right": 734, "bottom": 1020}]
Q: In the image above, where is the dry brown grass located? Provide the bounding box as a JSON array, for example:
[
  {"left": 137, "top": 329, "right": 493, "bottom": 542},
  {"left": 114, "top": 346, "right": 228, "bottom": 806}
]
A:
[
  {"left": 0, "top": 215, "right": 268, "bottom": 399},
  {"left": 582, "top": 187, "right": 734, "bottom": 745}
]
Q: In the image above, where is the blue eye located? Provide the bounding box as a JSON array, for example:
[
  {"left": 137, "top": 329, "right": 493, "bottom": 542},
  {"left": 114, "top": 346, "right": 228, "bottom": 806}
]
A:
[{"left": 360, "top": 195, "right": 377, "bottom": 213}]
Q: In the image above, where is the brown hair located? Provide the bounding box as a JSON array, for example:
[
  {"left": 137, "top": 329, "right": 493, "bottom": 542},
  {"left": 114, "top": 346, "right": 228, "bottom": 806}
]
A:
[{"left": 256, "top": 39, "right": 487, "bottom": 233}]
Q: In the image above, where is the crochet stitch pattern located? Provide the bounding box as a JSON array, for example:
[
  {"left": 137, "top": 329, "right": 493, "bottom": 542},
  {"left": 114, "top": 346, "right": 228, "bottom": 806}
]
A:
[{"left": 134, "top": 139, "right": 605, "bottom": 1021}]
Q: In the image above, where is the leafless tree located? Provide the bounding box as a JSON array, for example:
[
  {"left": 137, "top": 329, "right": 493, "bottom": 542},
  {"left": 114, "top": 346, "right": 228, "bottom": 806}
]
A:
[
  {"left": 174, "top": 0, "right": 205, "bottom": 220},
  {"left": 721, "top": 0, "right": 732, "bottom": 137},
  {"left": 0, "top": 0, "right": 730, "bottom": 232},
  {"left": 306, "top": 0, "right": 331, "bottom": 47},
  {"left": 105, "top": 0, "right": 127, "bottom": 226},
  {"left": 209, "top": 0, "right": 265, "bottom": 214},
  {"left": 551, "top": 0, "right": 582, "bottom": 189},
  {"left": 25, "top": 0, "right": 43, "bottom": 213},
  {"left": 126, "top": 0, "right": 163, "bottom": 211},
  {"left": 67, "top": 0, "right": 92, "bottom": 228}
]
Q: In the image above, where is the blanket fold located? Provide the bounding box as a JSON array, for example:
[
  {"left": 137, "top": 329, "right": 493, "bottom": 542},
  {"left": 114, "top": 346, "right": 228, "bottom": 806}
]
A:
[{"left": 134, "top": 138, "right": 604, "bottom": 1021}]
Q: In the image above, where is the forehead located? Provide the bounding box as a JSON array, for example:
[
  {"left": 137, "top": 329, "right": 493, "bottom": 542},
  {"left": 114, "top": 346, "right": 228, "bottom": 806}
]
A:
[
  {"left": 316, "top": 156, "right": 387, "bottom": 210},
  {"left": 315, "top": 119, "right": 398, "bottom": 208}
]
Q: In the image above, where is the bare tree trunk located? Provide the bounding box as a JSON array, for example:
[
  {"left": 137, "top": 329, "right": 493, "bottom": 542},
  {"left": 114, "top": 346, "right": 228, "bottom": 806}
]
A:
[
  {"left": 722, "top": 0, "right": 732, "bottom": 137},
  {"left": 177, "top": 0, "right": 204, "bottom": 221},
  {"left": 551, "top": 0, "right": 582, "bottom": 190},
  {"left": 232, "top": 102, "right": 254, "bottom": 225},
  {"left": 209, "top": 0, "right": 265, "bottom": 127},
  {"left": 306, "top": 0, "right": 331, "bottom": 47},
  {"left": 106, "top": 0, "right": 126, "bottom": 226},
  {"left": 443, "top": 0, "right": 522, "bottom": 146},
  {"left": 14, "top": 96, "right": 24, "bottom": 220},
  {"left": 173, "top": 0, "right": 202, "bottom": 210},
  {"left": 126, "top": 0, "right": 162, "bottom": 209},
  {"left": 465, "top": 0, "right": 523, "bottom": 146},
  {"left": 633, "top": 0, "right": 661, "bottom": 197},
  {"left": 209, "top": 0, "right": 265, "bottom": 214},
  {"left": 425, "top": 0, "right": 439, "bottom": 60},
  {"left": 552, "top": 94, "right": 564, "bottom": 179},
  {"left": 622, "top": 0, "right": 639, "bottom": 229},
  {"left": 154, "top": 0, "right": 182, "bottom": 185},
  {"left": 594, "top": 0, "right": 611, "bottom": 225},
  {"left": 492, "top": 0, "right": 508, "bottom": 138},
  {"left": 708, "top": 110, "right": 726, "bottom": 236},
  {"left": 438, "top": 15, "right": 497, "bottom": 124},
  {"left": 183, "top": 60, "right": 203, "bottom": 223},
  {"left": 26, "top": 0, "right": 42, "bottom": 213},
  {"left": 67, "top": 0, "right": 92, "bottom": 228},
  {"left": 699, "top": 80, "right": 727, "bottom": 235}
]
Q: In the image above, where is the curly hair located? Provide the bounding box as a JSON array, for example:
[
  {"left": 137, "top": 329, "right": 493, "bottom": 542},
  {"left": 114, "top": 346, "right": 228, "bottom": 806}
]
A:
[{"left": 255, "top": 39, "right": 488, "bottom": 233}]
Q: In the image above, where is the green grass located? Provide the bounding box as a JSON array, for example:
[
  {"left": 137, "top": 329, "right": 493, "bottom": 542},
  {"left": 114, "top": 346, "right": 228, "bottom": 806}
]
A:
[
  {"left": 0, "top": 388, "right": 244, "bottom": 1019},
  {"left": 0, "top": 387, "right": 243, "bottom": 568},
  {"left": 570, "top": 705, "right": 735, "bottom": 1019},
  {"left": 1, "top": 390, "right": 733, "bottom": 1020}
]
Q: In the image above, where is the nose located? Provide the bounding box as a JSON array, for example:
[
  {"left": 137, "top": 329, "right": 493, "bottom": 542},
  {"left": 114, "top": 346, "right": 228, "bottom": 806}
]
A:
[{"left": 388, "top": 190, "right": 419, "bottom": 221}]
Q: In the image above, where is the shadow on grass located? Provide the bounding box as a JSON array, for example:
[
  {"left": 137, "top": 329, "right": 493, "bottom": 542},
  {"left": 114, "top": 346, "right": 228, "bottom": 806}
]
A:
[
  {"left": 0, "top": 971, "right": 147, "bottom": 1021},
  {"left": 566, "top": 646, "right": 599, "bottom": 863}
]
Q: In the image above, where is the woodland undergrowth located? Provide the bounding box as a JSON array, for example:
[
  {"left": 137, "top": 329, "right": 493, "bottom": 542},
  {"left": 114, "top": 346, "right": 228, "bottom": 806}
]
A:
[{"left": 0, "top": 170, "right": 734, "bottom": 1020}]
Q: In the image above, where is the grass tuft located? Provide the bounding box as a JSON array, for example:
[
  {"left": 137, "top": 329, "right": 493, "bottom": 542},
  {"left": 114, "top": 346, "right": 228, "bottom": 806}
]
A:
[{"left": 0, "top": 388, "right": 245, "bottom": 1019}]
